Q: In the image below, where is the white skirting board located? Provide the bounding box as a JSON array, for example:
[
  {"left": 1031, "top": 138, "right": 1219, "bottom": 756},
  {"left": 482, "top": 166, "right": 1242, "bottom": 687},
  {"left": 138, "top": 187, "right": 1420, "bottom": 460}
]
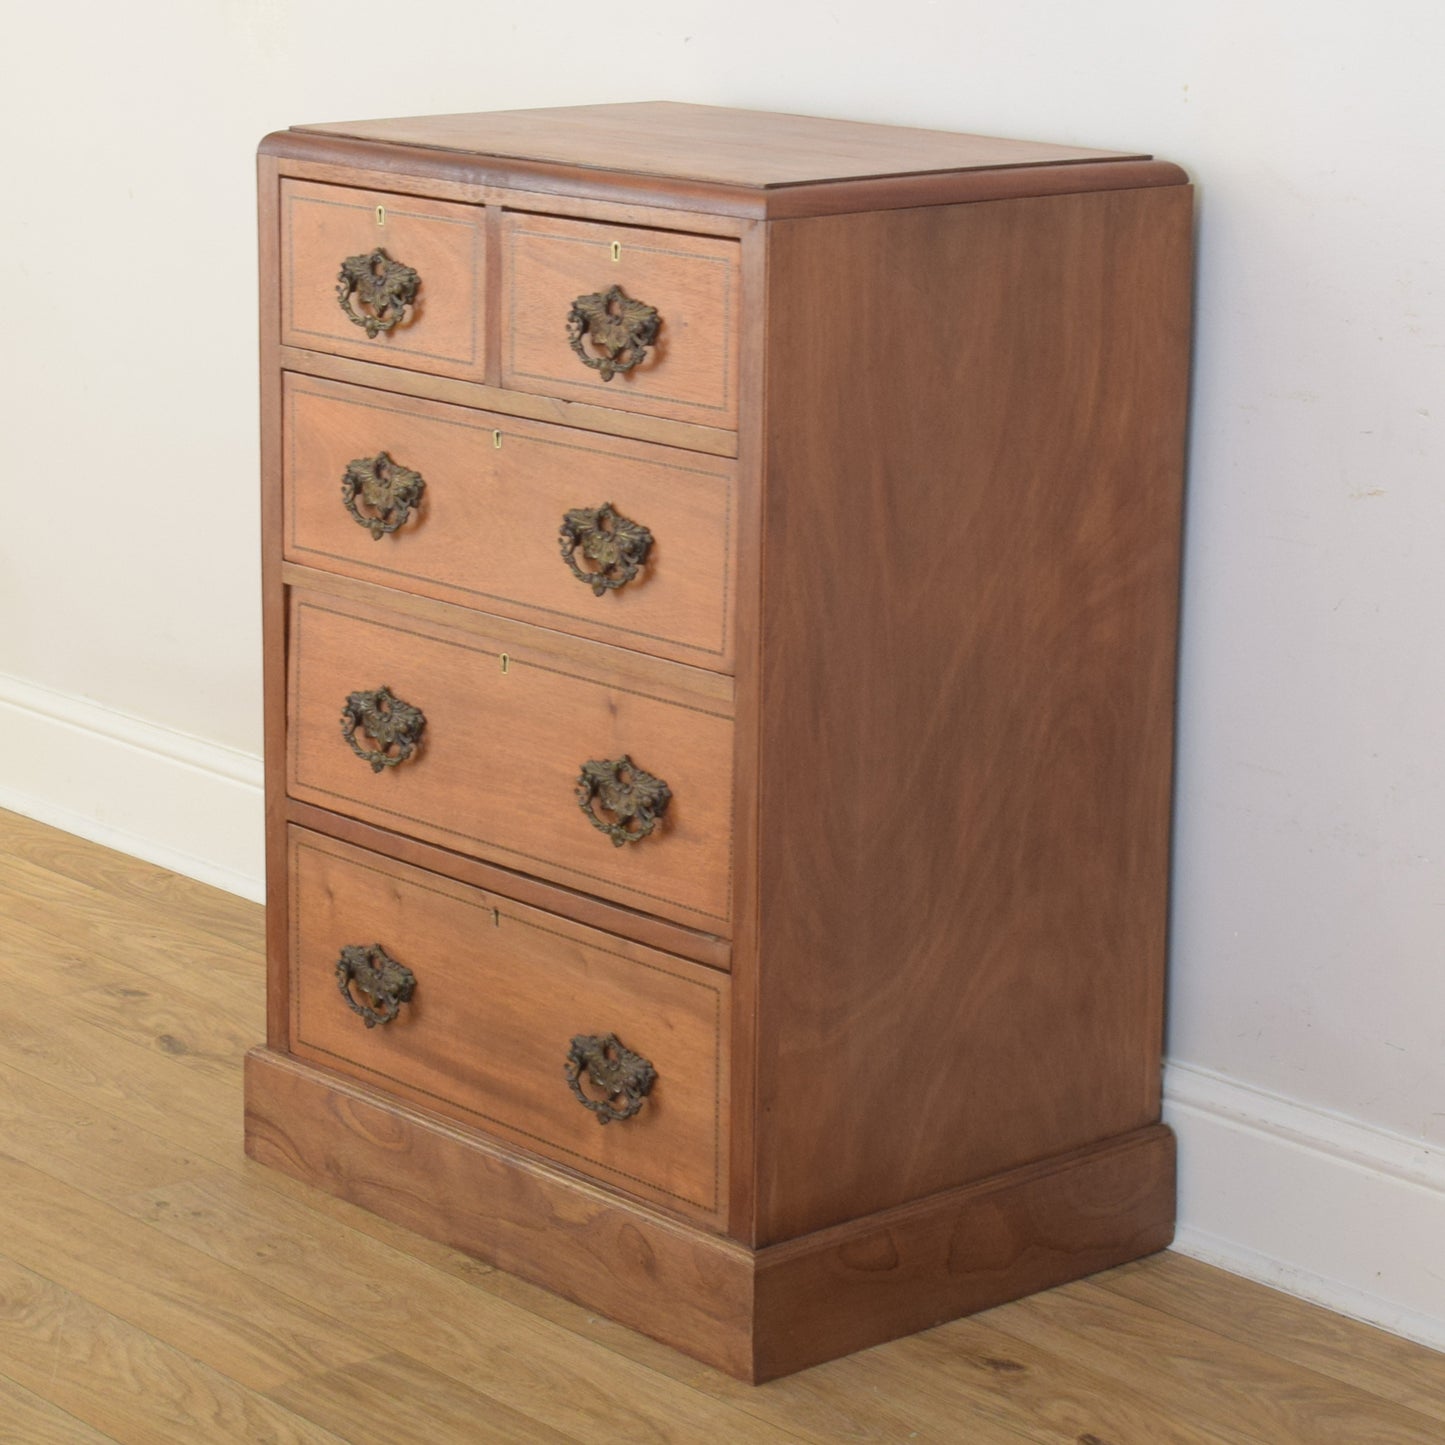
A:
[
  {"left": 1166, "top": 1061, "right": 1445, "bottom": 1352},
  {"left": 0, "top": 671, "right": 265, "bottom": 902},
  {"left": 1, "top": 671, "right": 1441, "bottom": 1348}
]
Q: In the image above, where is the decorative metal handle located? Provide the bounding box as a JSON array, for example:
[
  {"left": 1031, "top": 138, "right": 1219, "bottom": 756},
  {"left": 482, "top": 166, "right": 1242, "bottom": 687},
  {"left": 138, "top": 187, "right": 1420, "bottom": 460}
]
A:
[
  {"left": 565, "top": 1033, "right": 656, "bottom": 1124},
  {"left": 559, "top": 503, "right": 653, "bottom": 595},
  {"left": 576, "top": 755, "right": 671, "bottom": 846},
  {"left": 340, "top": 686, "right": 426, "bottom": 773},
  {"left": 337, "top": 248, "right": 420, "bottom": 337},
  {"left": 342, "top": 452, "right": 426, "bottom": 540},
  {"left": 566, "top": 285, "right": 660, "bottom": 381},
  {"left": 336, "top": 943, "right": 415, "bottom": 1027}
]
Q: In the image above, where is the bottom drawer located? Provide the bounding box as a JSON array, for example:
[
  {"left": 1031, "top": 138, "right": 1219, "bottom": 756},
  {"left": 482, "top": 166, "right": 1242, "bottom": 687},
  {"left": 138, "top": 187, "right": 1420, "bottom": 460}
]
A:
[{"left": 286, "top": 827, "right": 729, "bottom": 1224}]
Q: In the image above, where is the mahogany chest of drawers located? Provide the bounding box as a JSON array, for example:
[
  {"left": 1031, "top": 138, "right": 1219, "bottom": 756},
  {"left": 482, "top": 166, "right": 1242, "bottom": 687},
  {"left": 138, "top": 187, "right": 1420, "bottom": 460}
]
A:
[{"left": 245, "top": 102, "right": 1192, "bottom": 1381}]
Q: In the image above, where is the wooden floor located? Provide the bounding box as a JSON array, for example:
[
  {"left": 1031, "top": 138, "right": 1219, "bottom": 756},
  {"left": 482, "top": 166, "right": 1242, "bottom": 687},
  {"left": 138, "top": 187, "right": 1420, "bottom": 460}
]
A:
[{"left": 1, "top": 810, "right": 1443, "bottom": 1443}]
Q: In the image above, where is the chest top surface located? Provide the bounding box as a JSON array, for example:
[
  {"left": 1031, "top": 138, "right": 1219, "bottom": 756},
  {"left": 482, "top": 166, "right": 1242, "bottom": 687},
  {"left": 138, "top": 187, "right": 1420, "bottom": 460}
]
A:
[{"left": 290, "top": 100, "right": 1147, "bottom": 189}]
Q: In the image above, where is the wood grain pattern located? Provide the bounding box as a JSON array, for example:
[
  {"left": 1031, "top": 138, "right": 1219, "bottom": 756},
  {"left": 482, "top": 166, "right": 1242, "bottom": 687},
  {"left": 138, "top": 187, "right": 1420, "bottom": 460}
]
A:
[
  {"left": 0, "top": 1257, "right": 350, "bottom": 1444},
  {"left": 244, "top": 1046, "right": 759, "bottom": 1380},
  {"left": 288, "top": 827, "right": 729, "bottom": 1222},
  {"left": 284, "top": 798, "right": 732, "bottom": 970},
  {"left": 501, "top": 212, "right": 741, "bottom": 428},
  {"left": 284, "top": 373, "right": 738, "bottom": 669},
  {"left": 244, "top": 1047, "right": 1179, "bottom": 1383},
  {"left": 265, "top": 131, "right": 1187, "bottom": 226},
  {"left": 0, "top": 1375, "right": 119, "bottom": 1445},
  {"left": 286, "top": 584, "right": 736, "bottom": 930},
  {"left": 725, "top": 216, "right": 768, "bottom": 1242},
  {"left": 281, "top": 345, "right": 740, "bottom": 457},
  {"left": 116, "top": 1172, "right": 790, "bottom": 1445},
  {"left": 281, "top": 179, "right": 488, "bottom": 381},
  {"left": 749, "top": 184, "right": 1193, "bottom": 1242},
  {"left": 989, "top": 1281, "right": 1445, "bottom": 1445},
  {"left": 269, "top": 1354, "right": 573, "bottom": 1445},
  {"left": 1096, "top": 1253, "right": 1445, "bottom": 1430},
  {"left": 260, "top": 150, "right": 291, "bottom": 1051},
  {"left": 267, "top": 144, "right": 758, "bottom": 233},
  {"left": 0, "top": 1152, "right": 375, "bottom": 1392},
  {"left": 296, "top": 102, "right": 1144, "bottom": 188},
  {"left": 0, "top": 806, "right": 262, "bottom": 953},
  {"left": 750, "top": 1126, "right": 1175, "bottom": 1381},
  {"left": 4, "top": 813, "right": 1443, "bottom": 1440}
]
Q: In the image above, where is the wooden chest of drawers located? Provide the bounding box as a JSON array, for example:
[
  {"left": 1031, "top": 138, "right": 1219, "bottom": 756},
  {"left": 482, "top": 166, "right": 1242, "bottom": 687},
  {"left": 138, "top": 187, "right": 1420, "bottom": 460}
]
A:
[{"left": 245, "top": 102, "right": 1192, "bottom": 1381}]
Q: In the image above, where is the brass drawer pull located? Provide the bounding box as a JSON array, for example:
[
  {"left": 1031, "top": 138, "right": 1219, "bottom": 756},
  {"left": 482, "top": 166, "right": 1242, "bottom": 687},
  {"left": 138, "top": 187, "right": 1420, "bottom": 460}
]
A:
[
  {"left": 565, "top": 1033, "right": 656, "bottom": 1124},
  {"left": 337, "top": 248, "right": 420, "bottom": 337},
  {"left": 559, "top": 502, "right": 653, "bottom": 595},
  {"left": 566, "top": 285, "right": 660, "bottom": 381},
  {"left": 341, "top": 452, "right": 426, "bottom": 540},
  {"left": 336, "top": 943, "right": 415, "bottom": 1028},
  {"left": 340, "top": 686, "right": 426, "bottom": 772},
  {"left": 576, "top": 755, "right": 670, "bottom": 846}
]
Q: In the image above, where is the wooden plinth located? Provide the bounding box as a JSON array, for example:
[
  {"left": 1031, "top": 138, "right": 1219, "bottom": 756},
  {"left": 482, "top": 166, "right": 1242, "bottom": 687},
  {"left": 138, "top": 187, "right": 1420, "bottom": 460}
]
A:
[{"left": 244, "top": 1048, "right": 1175, "bottom": 1383}]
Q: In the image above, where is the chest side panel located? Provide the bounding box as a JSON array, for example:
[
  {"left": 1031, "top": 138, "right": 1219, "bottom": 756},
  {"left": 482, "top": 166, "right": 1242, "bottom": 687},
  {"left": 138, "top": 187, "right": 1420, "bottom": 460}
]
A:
[{"left": 751, "top": 185, "right": 1193, "bottom": 1242}]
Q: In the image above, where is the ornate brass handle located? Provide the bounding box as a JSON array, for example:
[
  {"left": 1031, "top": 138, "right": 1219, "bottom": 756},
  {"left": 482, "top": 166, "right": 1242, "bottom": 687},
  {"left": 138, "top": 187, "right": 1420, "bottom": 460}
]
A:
[
  {"left": 336, "top": 943, "right": 415, "bottom": 1028},
  {"left": 559, "top": 503, "right": 653, "bottom": 595},
  {"left": 576, "top": 755, "right": 671, "bottom": 846},
  {"left": 566, "top": 285, "right": 660, "bottom": 381},
  {"left": 342, "top": 452, "right": 426, "bottom": 540},
  {"left": 340, "top": 686, "right": 426, "bottom": 773},
  {"left": 565, "top": 1033, "right": 656, "bottom": 1124},
  {"left": 337, "top": 248, "right": 420, "bottom": 337}
]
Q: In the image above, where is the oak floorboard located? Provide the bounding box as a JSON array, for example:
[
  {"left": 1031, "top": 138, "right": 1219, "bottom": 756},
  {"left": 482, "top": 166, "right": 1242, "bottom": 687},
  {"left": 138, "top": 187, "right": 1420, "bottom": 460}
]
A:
[
  {"left": 0, "top": 1057, "right": 207, "bottom": 1203},
  {"left": 0, "top": 1254, "right": 350, "bottom": 1444},
  {"left": 0, "top": 856, "right": 260, "bottom": 996},
  {"left": 1095, "top": 1253, "right": 1445, "bottom": 1429},
  {"left": 116, "top": 1171, "right": 806, "bottom": 1445},
  {"left": 0, "top": 1151, "right": 376, "bottom": 1393},
  {"left": 0, "top": 1370, "right": 121, "bottom": 1445},
  {"left": 267, "top": 1352, "right": 576, "bottom": 1444},
  {"left": 0, "top": 808, "right": 264, "bottom": 953},
  {"left": 1, "top": 813, "right": 1442, "bottom": 1443},
  {"left": 984, "top": 1279, "right": 1445, "bottom": 1445}
]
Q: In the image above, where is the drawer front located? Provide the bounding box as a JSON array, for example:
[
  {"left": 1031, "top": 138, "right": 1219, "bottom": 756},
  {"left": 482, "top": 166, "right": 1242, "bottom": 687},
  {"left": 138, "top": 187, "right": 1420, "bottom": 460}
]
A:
[
  {"left": 287, "top": 589, "right": 734, "bottom": 931},
  {"left": 284, "top": 375, "right": 737, "bottom": 671},
  {"left": 281, "top": 180, "right": 487, "bottom": 381},
  {"left": 288, "top": 828, "right": 728, "bottom": 1221},
  {"left": 502, "top": 214, "right": 739, "bottom": 429}
]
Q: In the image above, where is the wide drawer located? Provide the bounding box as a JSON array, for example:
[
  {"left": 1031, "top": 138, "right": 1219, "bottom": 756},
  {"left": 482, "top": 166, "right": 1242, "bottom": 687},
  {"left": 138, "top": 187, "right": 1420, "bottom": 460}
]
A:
[
  {"left": 501, "top": 213, "right": 740, "bottom": 429},
  {"left": 287, "top": 828, "right": 728, "bottom": 1221},
  {"left": 280, "top": 180, "right": 488, "bottom": 381},
  {"left": 284, "top": 374, "right": 737, "bottom": 671},
  {"left": 286, "top": 585, "right": 734, "bottom": 931}
]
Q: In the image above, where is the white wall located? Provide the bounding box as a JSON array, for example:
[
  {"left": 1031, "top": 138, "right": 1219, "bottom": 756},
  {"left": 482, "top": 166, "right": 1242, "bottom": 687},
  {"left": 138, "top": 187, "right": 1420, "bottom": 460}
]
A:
[{"left": 5, "top": 0, "right": 1442, "bottom": 1345}]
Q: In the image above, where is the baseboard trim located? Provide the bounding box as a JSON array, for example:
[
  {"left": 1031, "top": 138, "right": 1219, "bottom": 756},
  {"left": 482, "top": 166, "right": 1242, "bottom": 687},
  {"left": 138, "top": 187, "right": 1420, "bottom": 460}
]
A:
[
  {"left": 1165, "top": 1060, "right": 1445, "bottom": 1351},
  {"left": 0, "top": 671, "right": 264, "bottom": 901}
]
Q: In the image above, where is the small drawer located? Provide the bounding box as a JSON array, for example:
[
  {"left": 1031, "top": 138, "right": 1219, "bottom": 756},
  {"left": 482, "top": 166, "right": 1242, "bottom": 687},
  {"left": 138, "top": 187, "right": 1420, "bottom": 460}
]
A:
[
  {"left": 283, "top": 375, "right": 738, "bottom": 671},
  {"left": 502, "top": 213, "right": 740, "bottom": 429},
  {"left": 287, "top": 828, "right": 728, "bottom": 1222},
  {"left": 280, "top": 180, "right": 487, "bottom": 381},
  {"left": 286, "top": 587, "right": 734, "bottom": 932}
]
